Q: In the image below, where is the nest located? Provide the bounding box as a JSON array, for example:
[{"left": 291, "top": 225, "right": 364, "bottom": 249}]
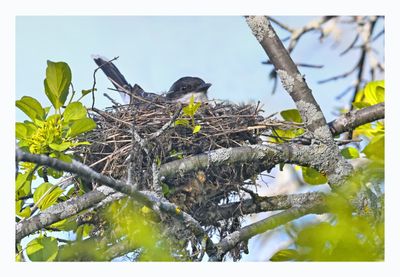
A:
[{"left": 81, "top": 96, "right": 296, "bottom": 223}]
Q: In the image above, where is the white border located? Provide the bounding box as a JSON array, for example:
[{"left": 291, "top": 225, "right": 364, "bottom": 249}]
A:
[{"left": 2, "top": 1, "right": 397, "bottom": 276}]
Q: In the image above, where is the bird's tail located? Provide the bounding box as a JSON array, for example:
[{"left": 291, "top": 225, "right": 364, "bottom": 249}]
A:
[{"left": 92, "top": 55, "right": 132, "bottom": 103}]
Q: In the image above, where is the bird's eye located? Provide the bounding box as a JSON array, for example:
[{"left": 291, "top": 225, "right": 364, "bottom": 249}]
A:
[{"left": 180, "top": 86, "right": 187, "bottom": 91}]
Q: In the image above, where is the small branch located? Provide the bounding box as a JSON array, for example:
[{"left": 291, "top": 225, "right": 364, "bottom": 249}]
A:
[
  {"left": 148, "top": 105, "right": 182, "bottom": 140},
  {"left": 92, "top": 56, "right": 119, "bottom": 110},
  {"left": 268, "top": 17, "right": 294, "bottom": 32},
  {"left": 103, "top": 93, "right": 121, "bottom": 106}
]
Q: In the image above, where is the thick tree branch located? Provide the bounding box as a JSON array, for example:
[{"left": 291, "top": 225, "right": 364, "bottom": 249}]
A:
[
  {"left": 245, "top": 16, "right": 353, "bottom": 187},
  {"left": 210, "top": 202, "right": 327, "bottom": 261},
  {"left": 16, "top": 148, "right": 152, "bottom": 206},
  {"left": 16, "top": 187, "right": 111, "bottom": 242},
  {"left": 245, "top": 16, "right": 331, "bottom": 140},
  {"left": 15, "top": 150, "right": 211, "bottom": 247},
  {"left": 329, "top": 102, "right": 384, "bottom": 135},
  {"left": 198, "top": 192, "right": 325, "bottom": 225}
]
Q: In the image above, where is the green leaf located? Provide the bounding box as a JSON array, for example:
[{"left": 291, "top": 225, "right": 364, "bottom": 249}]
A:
[
  {"left": 340, "top": 147, "right": 360, "bottom": 159},
  {"left": 57, "top": 152, "right": 73, "bottom": 163},
  {"left": 352, "top": 101, "right": 371, "bottom": 109},
  {"left": 44, "top": 60, "right": 72, "bottom": 110},
  {"left": 270, "top": 249, "right": 299, "bottom": 261},
  {"left": 362, "top": 134, "right": 384, "bottom": 161},
  {"left": 161, "top": 183, "right": 170, "bottom": 196},
  {"left": 49, "top": 141, "right": 72, "bottom": 152},
  {"left": 15, "top": 172, "right": 32, "bottom": 198},
  {"left": 81, "top": 88, "right": 95, "bottom": 97},
  {"left": 15, "top": 122, "right": 28, "bottom": 140},
  {"left": 193, "top": 125, "right": 201, "bottom": 134},
  {"left": 63, "top": 102, "right": 87, "bottom": 123},
  {"left": 33, "top": 182, "right": 64, "bottom": 210},
  {"left": 75, "top": 224, "right": 94, "bottom": 241},
  {"left": 280, "top": 109, "right": 302, "bottom": 123},
  {"left": 174, "top": 119, "right": 189, "bottom": 126},
  {"left": 271, "top": 128, "right": 304, "bottom": 143},
  {"left": 353, "top": 80, "right": 384, "bottom": 107},
  {"left": 302, "top": 166, "right": 327, "bottom": 185},
  {"left": 16, "top": 200, "right": 31, "bottom": 218},
  {"left": 26, "top": 236, "right": 58, "bottom": 261},
  {"left": 16, "top": 172, "right": 29, "bottom": 191},
  {"left": 46, "top": 167, "right": 64, "bottom": 179},
  {"left": 50, "top": 217, "right": 77, "bottom": 231},
  {"left": 66, "top": 118, "right": 96, "bottom": 138},
  {"left": 363, "top": 80, "right": 384, "bottom": 105},
  {"left": 16, "top": 96, "right": 45, "bottom": 122}
]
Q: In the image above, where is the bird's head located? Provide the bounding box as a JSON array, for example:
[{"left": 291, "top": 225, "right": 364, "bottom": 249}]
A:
[{"left": 166, "top": 76, "right": 211, "bottom": 103}]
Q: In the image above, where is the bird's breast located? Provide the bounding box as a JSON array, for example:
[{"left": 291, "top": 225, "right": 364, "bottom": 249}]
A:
[{"left": 174, "top": 92, "right": 208, "bottom": 103}]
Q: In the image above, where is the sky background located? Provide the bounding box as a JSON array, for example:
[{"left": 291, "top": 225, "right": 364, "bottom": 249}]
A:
[
  {"left": 16, "top": 16, "right": 384, "bottom": 123},
  {"left": 14, "top": 16, "right": 385, "bottom": 261}
]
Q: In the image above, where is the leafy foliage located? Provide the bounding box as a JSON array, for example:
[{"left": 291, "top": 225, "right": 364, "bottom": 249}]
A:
[
  {"left": 174, "top": 95, "right": 202, "bottom": 133},
  {"left": 270, "top": 81, "right": 385, "bottom": 261},
  {"left": 271, "top": 162, "right": 384, "bottom": 261},
  {"left": 15, "top": 61, "right": 97, "bottom": 261},
  {"left": 26, "top": 235, "right": 59, "bottom": 261}
]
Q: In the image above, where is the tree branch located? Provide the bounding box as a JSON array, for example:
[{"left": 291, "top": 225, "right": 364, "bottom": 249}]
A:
[
  {"left": 197, "top": 192, "right": 325, "bottom": 225},
  {"left": 16, "top": 187, "right": 111, "bottom": 242},
  {"left": 15, "top": 150, "right": 212, "bottom": 248},
  {"left": 245, "top": 16, "right": 331, "bottom": 139},
  {"left": 245, "top": 16, "right": 353, "bottom": 188},
  {"left": 329, "top": 102, "right": 384, "bottom": 135},
  {"left": 210, "top": 202, "right": 327, "bottom": 261}
]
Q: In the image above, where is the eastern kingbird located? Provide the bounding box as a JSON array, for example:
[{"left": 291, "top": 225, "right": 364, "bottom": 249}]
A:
[
  {"left": 92, "top": 55, "right": 211, "bottom": 104},
  {"left": 165, "top": 77, "right": 211, "bottom": 103}
]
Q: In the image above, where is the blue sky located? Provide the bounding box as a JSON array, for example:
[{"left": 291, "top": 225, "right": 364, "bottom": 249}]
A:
[{"left": 16, "top": 16, "right": 384, "bottom": 123}]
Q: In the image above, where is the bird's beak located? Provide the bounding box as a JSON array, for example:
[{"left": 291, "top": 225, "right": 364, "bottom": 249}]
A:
[{"left": 195, "top": 83, "right": 212, "bottom": 92}]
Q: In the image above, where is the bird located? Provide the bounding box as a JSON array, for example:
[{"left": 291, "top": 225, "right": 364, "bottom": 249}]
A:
[
  {"left": 92, "top": 55, "right": 211, "bottom": 104},
  {"left": 165, "top": 77, "right": 212, "bottom": 103}
]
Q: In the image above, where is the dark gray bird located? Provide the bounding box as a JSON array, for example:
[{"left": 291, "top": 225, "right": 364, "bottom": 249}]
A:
[
  {"left": 165, "top": 77, "right": 211, "bottom": 103},
  {"left": 92, "top": 55, "right": 211, "bottom": 104}
]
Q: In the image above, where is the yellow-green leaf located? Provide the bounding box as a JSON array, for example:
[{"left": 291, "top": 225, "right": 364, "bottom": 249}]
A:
[
  {"left": 302, "top": 166, "right": 327, "bottom": 185},
  {"left": 16, "top": 171, "right": 32, "bottom": 199},
  {"left": 353, "top": 80, "right": 384, "bottom": 107},
  {"left": 362, "top": 134, "right": 384, "bottom": 161},
  {"left": 280, "top": 109, "right": 303, "bottom": 123},
  {"left": 340, "top": 147, "right": 360, "bottom": 159},
  {"left": 26, "top": 236, "right": 58, "bottom": 261},
  {"left": 193, "top": 125, "right": 201, "bottom": 134},
  {"left": 50, "top": 217, "right": 77, "bottom": 231},
  {"left": 16, "top": 96, "right": 45, "bottom": 122},
  {"left": 174, "top": 119, "right": 189, "bottom": 126},
  {"left": 49, "top": 141, "right": 72, "bottom": 152},
  {"left": 44, "top": 61, "right": 72, "bottom": 110},
  {"left": 33, "top": 182, "right": 64, "bottom": 210},
  {"left": 63, "top": 102, "right": 87, "bottom": 123},
  {"left": 66, "top": 118, "right": 96, "bottom": 138},
  {"left": 270, "top": 249, "right": 299, "bottom": 261},
  {"left": 16, "top": 200, "right": 31, "bottom": 218}
]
